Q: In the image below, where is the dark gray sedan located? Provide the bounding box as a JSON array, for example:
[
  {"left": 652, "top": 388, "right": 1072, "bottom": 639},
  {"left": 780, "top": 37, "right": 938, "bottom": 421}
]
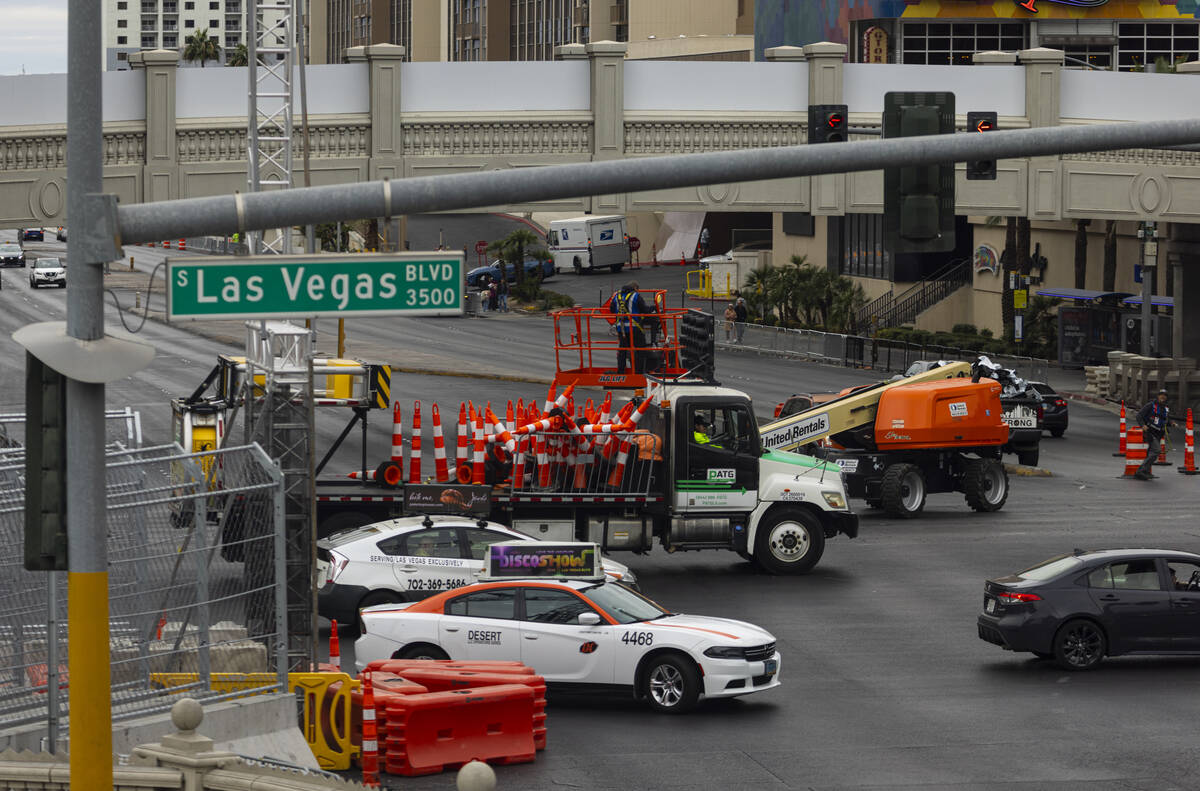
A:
[{"left": 978, "top": 548, "right": 1200, "bottom": 670}]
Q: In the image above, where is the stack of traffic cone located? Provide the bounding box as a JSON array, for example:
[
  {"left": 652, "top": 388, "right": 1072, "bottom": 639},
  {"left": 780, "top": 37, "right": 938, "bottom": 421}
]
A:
[
  {"left": 1113, "top": 401, "right": 1127, "bottom": 457},
  {"left": 360, "top": 672, "right": 381, "bottom": 788},
  {"left": 1179, "top": 409, "right": 1199, "bottom": 475}
]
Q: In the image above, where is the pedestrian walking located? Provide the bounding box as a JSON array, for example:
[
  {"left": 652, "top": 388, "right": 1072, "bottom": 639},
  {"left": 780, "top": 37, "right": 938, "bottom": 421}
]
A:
[
  {"left": 698, "top": 226, "right": 710, "bottom": 258},
  {"left": 733, "top": 296, "right": 748, "bottom": 344},
  {"left": 723, "top": 302, "right": 737, "bottom": 341},
  {"left": 497, "top": 278, "right": 509, "bottom": 312},
  {"left": 487, "top": 280, "right": 499, "bottom": 312},
  {"left": 1135, "top": 389, "right": 1172, "bottom": 480}
]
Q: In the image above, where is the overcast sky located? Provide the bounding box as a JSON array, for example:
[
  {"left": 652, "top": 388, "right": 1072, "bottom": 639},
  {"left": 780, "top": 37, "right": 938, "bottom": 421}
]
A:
[{"left": 0, "top": 2, "right": 69, "bottom": 76}]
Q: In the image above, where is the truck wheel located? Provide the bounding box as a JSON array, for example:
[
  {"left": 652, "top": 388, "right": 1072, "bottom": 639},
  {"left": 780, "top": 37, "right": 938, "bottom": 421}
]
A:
[
  {"left": 610, "top": 263, "right": 624, "bottom": 273},
  {"left": 880, "top": 463, "right": 925, "bottom": 518},
  {"left": 1017, "top": 446, "right": 1040, "bottom": 467},
  {"left": 963, "top": 458, "right": 1008, "bottom": 512},
  {"left": 753, "top": 507, "right": 824, "bottom": 574},
  {"left": 572, "top": 256, "right": 583, "bottom": 274}
]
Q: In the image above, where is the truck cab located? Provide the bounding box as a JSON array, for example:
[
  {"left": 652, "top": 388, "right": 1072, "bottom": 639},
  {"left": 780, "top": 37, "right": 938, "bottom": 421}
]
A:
[{"left": 636, "top": 378, "right": 858, "bottom": 573}]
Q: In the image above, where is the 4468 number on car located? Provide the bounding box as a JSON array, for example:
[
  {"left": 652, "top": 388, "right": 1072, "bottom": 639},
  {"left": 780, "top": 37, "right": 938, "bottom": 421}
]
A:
[{"left": 621, "top": 631, "right": 653, "bottom": 646}]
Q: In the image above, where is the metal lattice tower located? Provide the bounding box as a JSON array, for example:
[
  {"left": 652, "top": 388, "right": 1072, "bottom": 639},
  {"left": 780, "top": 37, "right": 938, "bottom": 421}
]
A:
[
  {"left": 243, "top": 321, "right": 315, "bottom": 671},
  {"left": 247, "top": 0, "right": 296, "bottom": 255}
]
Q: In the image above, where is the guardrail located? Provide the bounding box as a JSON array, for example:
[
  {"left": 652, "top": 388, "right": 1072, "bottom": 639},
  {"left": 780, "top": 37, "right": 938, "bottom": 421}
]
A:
[{"left": 722, "top": 322, "right": 1051, "bottom": 385}]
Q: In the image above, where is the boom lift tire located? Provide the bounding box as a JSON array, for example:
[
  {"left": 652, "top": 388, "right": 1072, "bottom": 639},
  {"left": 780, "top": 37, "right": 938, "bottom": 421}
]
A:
[
  {"left": 880, "top": 463, "right": 926, "bottom": 518},
  {"left": 753, "top": 507, "right": 825, "bottom": 574},
  {"left": 963, "top": 458, "right": 1009, "bottom": 512}
]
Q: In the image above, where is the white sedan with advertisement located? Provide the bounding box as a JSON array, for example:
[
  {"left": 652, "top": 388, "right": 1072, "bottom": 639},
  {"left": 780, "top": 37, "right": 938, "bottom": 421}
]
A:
[
  {"left": 316, "top": 514, "right": 636, "bottom": 628},
  {"left": 355, "top": 543, "right": 781, "bottom": 713}
]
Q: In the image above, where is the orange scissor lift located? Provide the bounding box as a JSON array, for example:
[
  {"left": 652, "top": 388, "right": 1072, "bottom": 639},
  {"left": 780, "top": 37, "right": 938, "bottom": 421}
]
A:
[{"left": 551, "top": 290, "right": 691, "bottom": 390}]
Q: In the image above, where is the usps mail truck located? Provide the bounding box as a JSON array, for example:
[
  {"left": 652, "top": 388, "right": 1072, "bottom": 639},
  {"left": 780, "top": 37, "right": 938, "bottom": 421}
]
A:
[{"left": 547, "top": 215, "right": 629, "bottom": 274}]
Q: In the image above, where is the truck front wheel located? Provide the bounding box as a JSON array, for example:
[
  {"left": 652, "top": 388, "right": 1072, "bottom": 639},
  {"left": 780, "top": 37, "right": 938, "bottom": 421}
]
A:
[
  {"left": 753, "top": 507, "right": 824, "bottom": 574},
  {"left": 880, "top": 463, "right": 925, "bottom": 518},
  {"left": 963, "top": 458, "right": 1008, "bottom": 512}
]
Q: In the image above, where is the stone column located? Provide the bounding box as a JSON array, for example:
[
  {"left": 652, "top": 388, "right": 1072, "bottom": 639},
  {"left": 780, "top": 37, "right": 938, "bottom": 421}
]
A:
[
  {"left": 803, "top": 42, "right": 846, "bottom": 217},
  {"left": 554, "top": 43, "right": 587, "bottom": 61},
  {"left": 128, "top": 49, "right": 179, "bottom": 205},
  {"left": 587, "top": 41, "right": 627, "bottom": 213},
  {"left": 764, "top": 46, "right": 806, "bottom": 63},
  {"left": 1019, "top": 47, "right": 1063, "bottom": 221},
  {"left": 365, "top": 44, "right": 406, "bottom": 250}
]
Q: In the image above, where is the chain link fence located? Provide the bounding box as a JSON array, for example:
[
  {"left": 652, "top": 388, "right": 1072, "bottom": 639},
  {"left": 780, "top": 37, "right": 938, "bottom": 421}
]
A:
[
  {"left": 0, "top": 442, "right": 284, "bottom": 746},
  {"left": 722, "top": 322, "right": 1052, "bottom": 386}
]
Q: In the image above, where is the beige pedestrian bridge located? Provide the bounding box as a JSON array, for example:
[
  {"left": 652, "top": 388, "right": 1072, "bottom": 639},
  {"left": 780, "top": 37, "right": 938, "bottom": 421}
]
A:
[{"left": 3, "top": 42, "right": 1200, "bottom": 228}]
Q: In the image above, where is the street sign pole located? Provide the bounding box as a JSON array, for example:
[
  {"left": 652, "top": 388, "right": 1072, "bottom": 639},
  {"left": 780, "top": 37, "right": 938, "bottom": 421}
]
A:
[
  {"left": 67, "top": 2, "right": 112, "bottom": 787},
  {"left": 1140, "top": 222, "right": 1157, "bottom": 356}
]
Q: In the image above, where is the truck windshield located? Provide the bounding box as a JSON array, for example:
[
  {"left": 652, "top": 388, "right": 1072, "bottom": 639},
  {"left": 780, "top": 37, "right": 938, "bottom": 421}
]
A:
[{"left": 582, "top": 581, "right": 669, "bottom": 624}]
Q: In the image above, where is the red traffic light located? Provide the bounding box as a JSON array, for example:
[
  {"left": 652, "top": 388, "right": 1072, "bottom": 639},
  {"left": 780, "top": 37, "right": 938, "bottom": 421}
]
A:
[{"left": 826, "top": 112, "right": 845, "bottom": 129}]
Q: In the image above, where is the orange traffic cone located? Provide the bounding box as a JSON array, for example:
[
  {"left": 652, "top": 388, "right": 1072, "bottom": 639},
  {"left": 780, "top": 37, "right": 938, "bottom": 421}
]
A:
[
  {"left": 1113, "top": 401, "right": 1126, "bottom": 457},
  {"left": 328, "top": 620, "right": 340, "bottom": 671},
  {"left": 360, "top": 672, "right": 381, "bottom": 787},
  {"left": 409, "top": 401, "right": 422, "bottom": 483},
  {"left": 1179, "top": 409, "right": 1198, "bottom": 475},
  {"left": 1156, "top": 432, "right": 1170, "bottom": 465}
]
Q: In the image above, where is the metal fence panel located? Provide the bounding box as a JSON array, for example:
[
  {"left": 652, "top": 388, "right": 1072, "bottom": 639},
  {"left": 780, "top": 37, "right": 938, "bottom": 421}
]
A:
[{"left": 0, "top": 443, "right": 284, "bottom": 741}]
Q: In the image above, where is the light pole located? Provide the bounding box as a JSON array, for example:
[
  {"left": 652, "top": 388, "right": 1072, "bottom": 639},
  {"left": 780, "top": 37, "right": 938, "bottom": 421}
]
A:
[{"left": 1139, "top": 222, "right": 1157, "bottom": 357}]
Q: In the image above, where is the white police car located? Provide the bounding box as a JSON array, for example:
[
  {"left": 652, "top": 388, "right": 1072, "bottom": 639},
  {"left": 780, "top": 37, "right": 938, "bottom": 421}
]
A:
[
  {"left": 354, "top": 542, "right": 780, "bottom": 713},
  {"left": 316, "top": 516, "right": 636, "bottom": 627}
]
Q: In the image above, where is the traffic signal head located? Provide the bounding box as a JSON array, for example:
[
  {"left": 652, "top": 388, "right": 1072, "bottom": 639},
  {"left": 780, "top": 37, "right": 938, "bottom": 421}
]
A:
[
  {"left": 808, "top": 104, "right": 848, "bottom": 144},
  {"left": 25, "top": 352, "right": 68, "bottom": 571},
  {"left": 883, "top": 92, "right": 956, "bottom": 254},
  {"left": 966, "top": 111, "right": 998, "bottom": 181}
]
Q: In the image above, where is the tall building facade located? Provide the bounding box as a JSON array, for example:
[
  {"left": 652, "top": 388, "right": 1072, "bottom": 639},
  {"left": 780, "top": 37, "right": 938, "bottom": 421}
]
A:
[
  {"left": 754, "top": 0, "right": 1200, "bottom": 70},
  {"left": 314, "top": 0, "right": 750, "bottom": 63},
  {"left": 103, "top": 0, "right": 255, "bottom": 71}
]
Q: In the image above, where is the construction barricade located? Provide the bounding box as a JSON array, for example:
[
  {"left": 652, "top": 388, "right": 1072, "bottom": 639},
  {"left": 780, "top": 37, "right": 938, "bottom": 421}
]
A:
[
  {"left": 1124, "top": 426, "right": 1146, "bottom": 477},
  {"left": 1180, "top": 408, "right": 1198, "bottom": 475},
  {"left": 382, "top": 685, "right": 537, "bottom": 777}
]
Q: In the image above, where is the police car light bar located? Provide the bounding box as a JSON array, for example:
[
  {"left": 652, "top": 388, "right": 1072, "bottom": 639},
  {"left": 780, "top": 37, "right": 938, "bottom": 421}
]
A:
[{"left": 484, "top": 541, "right": 604, "bottom": 581}]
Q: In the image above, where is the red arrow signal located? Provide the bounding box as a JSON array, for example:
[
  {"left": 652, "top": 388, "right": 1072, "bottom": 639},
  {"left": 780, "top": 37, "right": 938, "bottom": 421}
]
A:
[
  {"left": 827, "top": 113, "right": 844, "bottom": 128},
  {"left": 975, "top": 119, "right": 994, "bottom": 132}
]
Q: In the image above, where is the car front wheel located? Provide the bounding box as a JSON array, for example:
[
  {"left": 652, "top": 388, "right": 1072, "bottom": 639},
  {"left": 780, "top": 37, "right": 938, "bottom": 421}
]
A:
[
  {"left": 1053, "top": 619, "right": 1106, "bottom": 671},
  {"left": 640, "top": 653, "right": 701, "bottom": 714}
]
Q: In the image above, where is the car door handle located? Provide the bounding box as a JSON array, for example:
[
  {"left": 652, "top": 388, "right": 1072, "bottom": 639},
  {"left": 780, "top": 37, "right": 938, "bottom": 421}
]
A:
[
  {"left": 400, "top": 566, "right": 420, "bottom": 573},
  {"left": 1098, "top": 594, "right": 1120, "bottom": 601},
  {"left": 524, "top": 634, "right": 538, "bottom": 640},
  {"left": 444, "top": 627, "right": 459, "bottom": 633}
]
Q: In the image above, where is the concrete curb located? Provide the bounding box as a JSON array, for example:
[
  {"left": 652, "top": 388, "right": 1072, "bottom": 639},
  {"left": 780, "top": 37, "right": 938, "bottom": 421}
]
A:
[{"left": 1004, "top": 463, "right": 1053, "bottom": 477}]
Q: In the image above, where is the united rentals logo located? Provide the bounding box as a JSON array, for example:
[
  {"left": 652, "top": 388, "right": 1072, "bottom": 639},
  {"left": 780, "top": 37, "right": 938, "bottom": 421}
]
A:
[
  {"left": 761, "top": 412, "right": 830, "bottom": 450},
  {"left": 1016, "top": 0, "right": 1109, "bottom": 12}
]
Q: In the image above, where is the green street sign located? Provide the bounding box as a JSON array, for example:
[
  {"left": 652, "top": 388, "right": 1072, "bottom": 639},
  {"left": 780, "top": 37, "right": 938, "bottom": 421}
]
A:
[{"left": 166, "top": 253, "right": 464, "bottom": 320}]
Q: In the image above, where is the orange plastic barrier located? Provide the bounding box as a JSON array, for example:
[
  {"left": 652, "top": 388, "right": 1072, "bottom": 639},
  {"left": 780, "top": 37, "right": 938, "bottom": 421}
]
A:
[
  {"left": 382, "top": 685, "right": 536, "bottom": 777},
  {"left": 365, "top": 659, "right": 533, "bottom": 675},
  {"left": 1124, "top": 426, "right": 1146, "bottom": 477},
  {"left": 371, "top": 667, "right": 547, "bottom": 751},
  {"left": 346, "top": 672, "right": 430, "bottom": 752}
]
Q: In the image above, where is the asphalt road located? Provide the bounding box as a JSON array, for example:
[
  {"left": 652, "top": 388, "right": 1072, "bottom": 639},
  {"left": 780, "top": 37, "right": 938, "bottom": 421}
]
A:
[{"left": 3, "top": 231, "right": 1196, "bottom": 789}]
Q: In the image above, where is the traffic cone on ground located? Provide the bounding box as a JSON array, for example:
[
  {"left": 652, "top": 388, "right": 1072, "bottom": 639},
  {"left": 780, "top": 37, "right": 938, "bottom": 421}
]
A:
[
  {"left": 177, "top": 239, "right": 185, "bottom": 250},
  {"left": 360, "top": 672, "right": 381, "bottom": 788},
  {"left": 1113, "top": 401, "right": 1127, "bottom": 457},
  {"left": 409, "top": 401, "right": 423, "bottom": 483},
  {"left": 390, "top": 402, "right": 403, "bottom": 463},
  {"left": 162, "top": 240, "right": 169, "bottom": 249},
  {"left": 431, "top": 403, "right": 449, "bottom": 483},
  {"left": 1179, "top": 409, "right": 1199, "bottom": 474},
  {"left": 328, "top": 620, "right": 340, "bottom": 671},
  {"left": 1124, "top": 426, "right": 1147, "bottom": 478},
  {"left": 680, "top": 255, "right": 686, "bottom": 267},
  {"left": 1156, "top": 433, "right": 1171, "bottom": 465}
]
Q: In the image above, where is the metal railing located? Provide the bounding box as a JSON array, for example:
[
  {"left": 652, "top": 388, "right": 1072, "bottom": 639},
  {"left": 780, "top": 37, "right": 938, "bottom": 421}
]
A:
[
  {"left": 0, "top": 443, "right": 285, "bottom": 744},
  {"left": 722, "top": 322, "right": 1051, "bottom": 385},
  {"left": 509, "top": 431, "right": 661, "bottom": 497},
  {"left": 875, "top": 258, "right": 974, "bottom": 330}
]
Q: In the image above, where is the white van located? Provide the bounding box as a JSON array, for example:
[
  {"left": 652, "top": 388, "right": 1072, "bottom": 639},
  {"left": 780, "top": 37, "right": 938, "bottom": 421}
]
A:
[{"left": 547, "top": 215, "right": 629, "bottom": 274}]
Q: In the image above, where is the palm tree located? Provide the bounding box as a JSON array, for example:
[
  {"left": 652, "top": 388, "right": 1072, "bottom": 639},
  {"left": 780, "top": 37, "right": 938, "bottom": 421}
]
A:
[
  {"left": 226, "top": 43, "right": 248, "bottom": 67},
  {"left": 488, "top": 229, "right": 543, "bottom": 286},
  {"left": 183, "top": 29, "right": 222, "bottom": 68}
]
